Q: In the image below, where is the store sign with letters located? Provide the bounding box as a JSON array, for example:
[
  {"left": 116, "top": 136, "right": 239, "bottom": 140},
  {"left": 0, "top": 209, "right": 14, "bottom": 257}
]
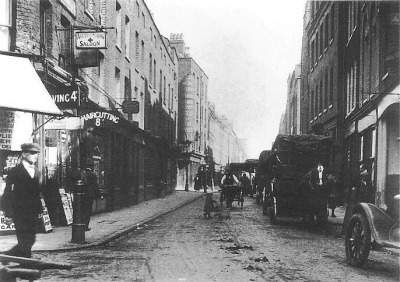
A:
[
  {"left": 0, "top": 110, "right": 33, "bottom": 151},
  {"left": 0, "top": 215, "right": 15, "bottom": 231},
  {"left": 51, "top": 87, "right": 80, "bottom": 110},
  {"left": 76, "top": 32, "right": 106, "bottom": 49},
  {"left": 81, "top": 111, "right": 120, "bottom": 128}
]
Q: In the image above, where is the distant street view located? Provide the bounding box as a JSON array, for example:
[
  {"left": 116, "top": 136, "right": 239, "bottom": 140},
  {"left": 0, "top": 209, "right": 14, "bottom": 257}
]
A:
[{"left": 0, "top": 0, "right": 399, "bottom": 281}]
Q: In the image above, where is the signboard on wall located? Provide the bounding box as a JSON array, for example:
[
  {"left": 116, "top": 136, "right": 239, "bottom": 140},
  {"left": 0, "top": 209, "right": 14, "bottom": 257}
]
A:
[
  {"left": 0, "top": 215, "right": 15, "bottom": 232},
  {"left": 0, "top": 110, "right": 33, "bottom": 151},
  {"left": 76, "top": 32, "right": 106, "bottom": 49},
  {"left": 50, "top": 87, "right": 80, "bottom": 110},
  {"left": 0, "top": 111, "right": 14, "bottom": 150}
]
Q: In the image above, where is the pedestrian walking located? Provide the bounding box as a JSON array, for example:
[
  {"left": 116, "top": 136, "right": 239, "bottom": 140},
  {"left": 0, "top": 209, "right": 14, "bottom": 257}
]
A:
[
  {"left": 80, "top": 162, "right": 101, "bottom": 231},
  {"left": 307, "top": 162, "right": 329, "bottom": 228},
  {"left": 194, "top": 173, "right": 201, "bottom": 192},
  {"left": 239, "top": 173, "right": 250, "bottom": 196},
  {"left": 0, "top": 143, "right": 42, "bottom": 258}
]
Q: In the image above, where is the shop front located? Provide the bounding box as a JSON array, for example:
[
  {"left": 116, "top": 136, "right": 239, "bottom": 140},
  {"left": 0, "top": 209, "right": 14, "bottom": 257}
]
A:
[{"left": 0, "top": 54, "right": 63, "bottom": 234}]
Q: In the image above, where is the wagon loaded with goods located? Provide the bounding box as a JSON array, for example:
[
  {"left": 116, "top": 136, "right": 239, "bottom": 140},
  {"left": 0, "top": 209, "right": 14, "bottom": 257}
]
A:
[{"left": 260, "top": 134, "right": 336, "bottom": 224}]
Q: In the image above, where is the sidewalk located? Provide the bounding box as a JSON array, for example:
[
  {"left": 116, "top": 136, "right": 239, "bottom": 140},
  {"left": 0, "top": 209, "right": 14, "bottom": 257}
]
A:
[
  {"left": 0, "top": 191, "right": 346, "bottom": 253},
  {"left": 0, "top": 191, "right": 206, "bottom": 253}
]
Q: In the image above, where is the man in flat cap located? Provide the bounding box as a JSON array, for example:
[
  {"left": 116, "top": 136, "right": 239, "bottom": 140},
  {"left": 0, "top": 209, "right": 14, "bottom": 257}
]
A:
[{"left": 0, "top": 142, "right": 42, "bottom": 258}]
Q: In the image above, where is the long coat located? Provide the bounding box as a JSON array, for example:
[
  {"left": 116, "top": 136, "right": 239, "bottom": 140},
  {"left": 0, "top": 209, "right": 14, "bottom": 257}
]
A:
[{"left": 1, "top": 163, "right": 42, "bottom": 219}]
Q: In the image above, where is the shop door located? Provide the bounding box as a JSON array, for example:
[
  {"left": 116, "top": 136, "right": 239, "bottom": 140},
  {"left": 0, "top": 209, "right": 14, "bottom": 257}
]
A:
[{"left": 385, "top": 104, "right": 400, "bottom": 207}]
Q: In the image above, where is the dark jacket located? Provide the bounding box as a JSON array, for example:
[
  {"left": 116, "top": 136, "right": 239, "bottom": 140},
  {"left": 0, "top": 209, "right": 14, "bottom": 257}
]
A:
[
  {"left": 1, "top": 163, "right": 42, "bottom": 219},
  {"left": 80, "top": 168, "right": 100, "bottom": 199}
]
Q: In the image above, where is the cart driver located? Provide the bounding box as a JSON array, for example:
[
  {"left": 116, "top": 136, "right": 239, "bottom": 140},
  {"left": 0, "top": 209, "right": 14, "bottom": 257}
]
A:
[{"left": 221, "top": 169, "right": 239, "bottom": 186}]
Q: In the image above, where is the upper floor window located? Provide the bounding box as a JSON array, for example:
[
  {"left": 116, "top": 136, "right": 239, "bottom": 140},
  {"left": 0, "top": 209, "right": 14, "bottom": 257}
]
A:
[
  {"left": 85, "top": 0, "right": 94, "bottom": 17},
  {"left": 59, "top": 15, "right": 71, "bottom": 71},
  {"left": 348, "top": 2, "right": 356, "bottom": 40},
  {"left": 40, "top": 1, "right": 52, "bottom": 56},
  {"left": 125, "top": 16, "right": 130, "bottom": 57},
  {"left": 135, "top": 31, "right": 139, "bottom": 61},
  {"left": 0, "top": 0, "right": 12, "bottom": 51},
  {"left": 330, "top": 4, "right": 335, "bottom": 41},
  {"left": 324, "top": 17, "right": 329, "bottom": 48},
  {"left": 115, "top": 67, "right": 121, "bottom": 98},
  {"left": 142, "top": 12, "right": 145, "bottom": 28},
  {"left": 116, "top": 2, "right": 122, "bottom": 49},
  {"left": 149, "top": 53, "right": 153, "bottom": 84},
  {"left": 346, "top": 61, "right": 357, "bottom": 114}
]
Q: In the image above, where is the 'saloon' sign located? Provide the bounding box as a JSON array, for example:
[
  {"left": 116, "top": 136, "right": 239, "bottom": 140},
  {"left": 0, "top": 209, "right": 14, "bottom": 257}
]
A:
[{"left": 76, "top": 32, "right": 106, "bottom": 49}]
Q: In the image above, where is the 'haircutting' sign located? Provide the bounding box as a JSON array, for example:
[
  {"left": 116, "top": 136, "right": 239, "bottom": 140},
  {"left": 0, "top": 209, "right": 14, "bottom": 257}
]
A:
[{"left": 81, "top": 111, "right": 119, "bottom": 128}]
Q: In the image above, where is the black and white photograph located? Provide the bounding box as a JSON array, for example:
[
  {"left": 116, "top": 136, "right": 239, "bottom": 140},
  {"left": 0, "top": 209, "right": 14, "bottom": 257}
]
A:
[{"left": 0, "top": 0, "right": 399, "bottom": 281}]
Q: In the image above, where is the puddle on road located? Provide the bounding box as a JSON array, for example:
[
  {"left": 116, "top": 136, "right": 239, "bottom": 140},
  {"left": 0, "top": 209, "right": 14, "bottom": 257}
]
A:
[{"left": 225, "top": 245, "right": 254, "bottom": 251}]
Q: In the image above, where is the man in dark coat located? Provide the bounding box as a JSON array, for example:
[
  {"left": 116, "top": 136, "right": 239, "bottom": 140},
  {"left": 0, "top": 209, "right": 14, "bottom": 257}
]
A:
[
  {"left": 307, "top": 162, "right": 329, "bottom": 227},
  {"left": 80, "top": 162, "right": 101, "bottom": 231},
  {"left": 1, "top": 143, "right": 42, "bottom": 258}
]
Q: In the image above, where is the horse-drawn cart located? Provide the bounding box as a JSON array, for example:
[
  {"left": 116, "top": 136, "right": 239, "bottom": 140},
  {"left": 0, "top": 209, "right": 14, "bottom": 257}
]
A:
[
  {"left": 220, "top": 184, "right": 244, "bottom": 208},
  {"left": 260, "top": 134, "right": 337, "bottom": 225}
]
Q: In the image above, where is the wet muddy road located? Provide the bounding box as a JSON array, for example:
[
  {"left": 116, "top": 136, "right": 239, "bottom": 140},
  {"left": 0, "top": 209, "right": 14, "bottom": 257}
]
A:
[{"left": 37, "top": 195, "right": 399, "bottom": 281}]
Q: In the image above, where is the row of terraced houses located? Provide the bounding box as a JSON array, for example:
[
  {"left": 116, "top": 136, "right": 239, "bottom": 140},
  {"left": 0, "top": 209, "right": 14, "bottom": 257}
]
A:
[
  {"left": 280, "top": 1, "right": 399, "bottom": 212},
  {"left": 0, "top": 0, "right": 246, "bottom": 228}
]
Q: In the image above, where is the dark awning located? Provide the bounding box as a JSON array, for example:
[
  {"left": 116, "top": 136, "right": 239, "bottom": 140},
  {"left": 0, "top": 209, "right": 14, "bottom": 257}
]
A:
[{"left": 0, "top": 54, "right": 62, "bottom": 116}]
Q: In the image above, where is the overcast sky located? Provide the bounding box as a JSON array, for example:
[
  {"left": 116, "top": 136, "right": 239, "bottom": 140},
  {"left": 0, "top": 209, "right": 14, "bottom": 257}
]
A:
[{"left": 145, "top": 0, "right": 307, "bottom": 159}]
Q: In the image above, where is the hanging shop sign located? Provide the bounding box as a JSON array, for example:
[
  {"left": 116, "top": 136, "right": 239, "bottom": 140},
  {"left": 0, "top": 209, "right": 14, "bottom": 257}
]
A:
[
  {"left": 44, "top": 116, "right": 82, "bottom": 130},
  {"left": 81, "top": 111, "right": 120, "bottom": 128},
  {"left": 76, "top": 32, "right": 107, "bottom": 49},
  {"left": 50, "top": 87, "right": 80, "bottom": 110},
  {"left": 122, "top": 100, "right": 140, "bottom": 114}
]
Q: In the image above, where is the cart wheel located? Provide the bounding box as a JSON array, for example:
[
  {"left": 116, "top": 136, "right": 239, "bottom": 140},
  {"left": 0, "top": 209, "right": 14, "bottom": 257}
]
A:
[
  {"left": 345, "top": 213, "right": 371, "bottom": 267},
  {"left": 262, "top": 199, "right": 268, "bottom": 215},
  {"left": 269, "top": 208, "right": 277, "bottom": 225}
]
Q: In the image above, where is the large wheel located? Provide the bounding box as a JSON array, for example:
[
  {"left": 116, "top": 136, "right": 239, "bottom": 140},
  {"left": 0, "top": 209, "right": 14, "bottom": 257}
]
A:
[
  {"left": 345, "top": 213, "right": 371, "bottom": 267},
  {"left": 262, "top": 199, "right": 268, "bottom": 215}
]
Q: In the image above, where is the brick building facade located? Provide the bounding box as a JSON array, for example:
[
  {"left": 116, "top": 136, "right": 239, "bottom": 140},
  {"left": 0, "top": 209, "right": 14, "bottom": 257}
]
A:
[{"left": 0, "top": 0, "right": 180, "bottom": 228}]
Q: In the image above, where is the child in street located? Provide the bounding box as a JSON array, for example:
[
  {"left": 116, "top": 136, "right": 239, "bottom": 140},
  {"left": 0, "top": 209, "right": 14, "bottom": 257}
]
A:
[{"left": 203, "top": 193, "right": 217, "bottom": 219}]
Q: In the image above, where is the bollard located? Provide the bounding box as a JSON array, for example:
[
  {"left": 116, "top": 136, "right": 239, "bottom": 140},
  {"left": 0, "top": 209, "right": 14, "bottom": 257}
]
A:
[{"left": 71, "top": 180, "right": 85, "bottom": 243}]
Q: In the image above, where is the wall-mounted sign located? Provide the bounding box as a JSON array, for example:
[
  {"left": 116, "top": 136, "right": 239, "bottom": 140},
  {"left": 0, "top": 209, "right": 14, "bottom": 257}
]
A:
[
  {"left": 50, "top": 87, "right": 80, "bottom": 110},
  {"left": 122, "top": 100, "right": 140, "bottom": 114},
  {"left": 81, "top": 111, "right": 119, "bottom": 127},
  {"left": 76, "top": 32, "right": 106, "bottom": 49},
  {"left": 0, "top": 110, "right": 33, "bottom": 151},
  {"left": 0, "top": 111, "right": 14, "bottom": 150}
]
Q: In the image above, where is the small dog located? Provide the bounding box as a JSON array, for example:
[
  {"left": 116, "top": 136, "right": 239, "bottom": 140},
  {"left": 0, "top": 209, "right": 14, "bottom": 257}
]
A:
[{"left": 203, "top": 193, "right": 217, "bottom": 219}]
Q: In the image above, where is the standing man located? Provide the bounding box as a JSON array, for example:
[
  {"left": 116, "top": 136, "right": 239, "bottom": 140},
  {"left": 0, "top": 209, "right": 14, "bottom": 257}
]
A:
[
  {"left": 1, "top": 143, "right": 42, "bottom": 258},
  {"left": 80, "top": 162, "right": 101, "bottom": 231}
]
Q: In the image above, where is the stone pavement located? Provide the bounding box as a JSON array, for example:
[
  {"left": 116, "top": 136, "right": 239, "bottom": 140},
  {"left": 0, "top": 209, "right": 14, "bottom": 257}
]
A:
[
  {"left": 0, "top": 191, "right": 206, "bottom": 253},
  {"left": 0, "top": 190, "right": 346, "bottom": 253}
]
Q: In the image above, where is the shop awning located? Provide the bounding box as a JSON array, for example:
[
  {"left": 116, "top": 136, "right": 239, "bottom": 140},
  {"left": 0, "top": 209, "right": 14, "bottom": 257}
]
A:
[{"left": 0, "top": 54, "right": 62, "bottom": 116}]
